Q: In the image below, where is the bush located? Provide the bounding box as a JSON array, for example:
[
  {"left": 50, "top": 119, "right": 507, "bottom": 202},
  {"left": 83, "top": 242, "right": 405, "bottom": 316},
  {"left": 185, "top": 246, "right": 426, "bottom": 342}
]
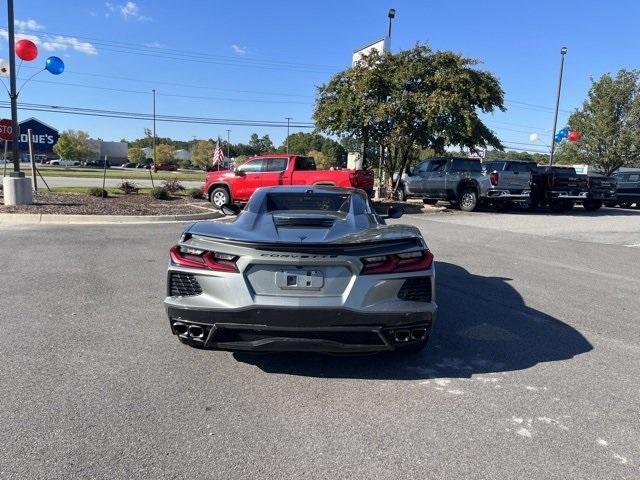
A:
[
  {"left": 118, "top": 179, "right": 139, "bottom": 194},
  {"left": 162, "top": 178, "right": 185, "bottom": 193},
  {"left": 150, "top": 187, "right": 170, "bottom": 200},
  {"left": 87, "top": 187, "right": 108, "bottom": 197},
  {"left": 186, "top": 187, "right": 204, "bottom": 199}
]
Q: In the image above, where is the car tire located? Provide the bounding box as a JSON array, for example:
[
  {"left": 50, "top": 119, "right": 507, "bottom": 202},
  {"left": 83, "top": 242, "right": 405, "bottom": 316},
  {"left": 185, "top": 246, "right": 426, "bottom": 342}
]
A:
[
  {"left": 563, "top": 200, "right": 575, "bottom": 212},
  {"left": 394, "top": 185, "right": 407, "bottom": 202},
  {"left": 619, "top": 202, "right": 632, "bottom": 209},
  {"left": 210, "top": 187, "right": 230, "bottom": 209},
  {"left": 458, "top": 189, "right": 478, "bottom": 212},
  {"left": 583, "top": 199, "right": 602, "bottom": 211},
  {"left": 550, "top": 200, "right": 567, "bottom": 213},
  {"left": 604, "top": 201, "right": 617, "bottom": 208}
]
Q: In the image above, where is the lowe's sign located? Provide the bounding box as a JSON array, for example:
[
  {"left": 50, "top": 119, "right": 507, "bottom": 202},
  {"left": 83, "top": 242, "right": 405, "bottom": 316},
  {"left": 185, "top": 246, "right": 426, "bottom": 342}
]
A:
[{"left": 6, "top": 117, "right": 60, "bottom": 153}]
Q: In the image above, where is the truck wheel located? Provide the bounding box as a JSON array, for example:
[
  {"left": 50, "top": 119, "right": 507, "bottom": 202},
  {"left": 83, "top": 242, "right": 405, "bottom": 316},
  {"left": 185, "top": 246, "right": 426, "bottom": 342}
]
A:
[
  {"left": 209, "top": 187, "right": 230, "bottom": 209},
  {"left": 459, "top": 189, "right": 478, "bottom": 212},
  {"left": 583, "top": 200, "right": 602, "bottom": 211},
  {"left": 563, "top": 200, "right": 575, "bottom": 212},
  {"left": 619, "top": 202, "right": 632, "bottom": 209},
  {"left": 604, "top": 201, "right": 617, "bottom": 208},
  {"left": 394, "top": 185, "right": 407, "bottom": 202}
]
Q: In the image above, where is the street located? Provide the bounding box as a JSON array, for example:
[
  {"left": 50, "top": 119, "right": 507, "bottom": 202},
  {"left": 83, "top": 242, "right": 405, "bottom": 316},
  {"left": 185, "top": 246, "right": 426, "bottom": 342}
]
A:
[{"left": 1, "top": 210, "right": 639, "bottom": 479}]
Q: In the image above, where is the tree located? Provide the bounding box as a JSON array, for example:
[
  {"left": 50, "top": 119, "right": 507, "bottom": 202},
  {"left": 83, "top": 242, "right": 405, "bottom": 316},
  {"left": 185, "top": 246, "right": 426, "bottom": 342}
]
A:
[
  {"left": 559, "top": 69, "right": 640, "bottom": 175},
  {"left": 307, "top": 149, "right": 333, "bottom": 170},
  {"left": 281, "top": 132, "right": 347, "bottom": 166},
  {"left": 53, "top": 130, "right": 94, "bottom": 160},
  {"left": 249, "top": 133, "right": 275, "bottom": 154},
  {"left": 154, "top": 144, "right": 175, "bottom": 165},
  {"left": 314, "top": 45, "right": 505, "bottom": 196},
  {"left": 127, "top": 147, "right": 145, "bottom": 164},
  {"left": 191, "top": 140, "right": 214, "bottom": 168}
]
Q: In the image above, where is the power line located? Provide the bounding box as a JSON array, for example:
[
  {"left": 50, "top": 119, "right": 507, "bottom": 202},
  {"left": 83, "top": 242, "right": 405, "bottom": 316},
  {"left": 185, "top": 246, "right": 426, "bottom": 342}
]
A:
[{"left": 0, "top": 101, "right": 316, "bottom": 128}]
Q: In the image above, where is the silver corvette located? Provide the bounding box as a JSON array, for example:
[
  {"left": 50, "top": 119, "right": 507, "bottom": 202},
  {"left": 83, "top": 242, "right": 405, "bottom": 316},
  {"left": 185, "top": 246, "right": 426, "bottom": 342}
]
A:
[{"left": 165, "top": 185, "right": 437, "bottom": 353}]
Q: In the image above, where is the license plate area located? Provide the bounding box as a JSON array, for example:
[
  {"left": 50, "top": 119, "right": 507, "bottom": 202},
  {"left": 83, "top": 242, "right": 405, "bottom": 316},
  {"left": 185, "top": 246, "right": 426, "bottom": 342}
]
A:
[{"left": 276, "top": 270, "right": 324, "bottom": 290}]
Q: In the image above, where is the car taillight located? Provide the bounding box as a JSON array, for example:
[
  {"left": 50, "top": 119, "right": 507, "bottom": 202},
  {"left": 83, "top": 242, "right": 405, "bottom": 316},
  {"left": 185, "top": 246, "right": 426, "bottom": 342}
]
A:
[
  {"left": 361, "top": 250, "right": 434, "bottom": 275},
  {"left": 490, "top": 171, "right": 499, "bottom": 186},
  {"left": 170, "top": 245, "right": 239, "bottom": 273}
]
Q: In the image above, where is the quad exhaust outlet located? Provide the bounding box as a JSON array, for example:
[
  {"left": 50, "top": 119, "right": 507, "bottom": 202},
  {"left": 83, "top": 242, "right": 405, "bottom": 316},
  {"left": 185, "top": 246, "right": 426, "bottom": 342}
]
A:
[{"left": 393, "top": 328, "right": 427, "bottom": 343}]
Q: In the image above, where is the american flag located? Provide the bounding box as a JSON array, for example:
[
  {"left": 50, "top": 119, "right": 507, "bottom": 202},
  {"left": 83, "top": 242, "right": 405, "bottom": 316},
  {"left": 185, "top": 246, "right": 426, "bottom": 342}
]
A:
[{"left": 212, "top": 138, "right": 225, "bottom": 167}]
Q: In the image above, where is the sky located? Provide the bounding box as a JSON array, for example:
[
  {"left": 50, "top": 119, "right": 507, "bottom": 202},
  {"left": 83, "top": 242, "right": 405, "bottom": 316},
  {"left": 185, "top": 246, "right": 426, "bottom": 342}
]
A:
[{"left": 0, "top": 0, "right": 638, "bottom": 152}]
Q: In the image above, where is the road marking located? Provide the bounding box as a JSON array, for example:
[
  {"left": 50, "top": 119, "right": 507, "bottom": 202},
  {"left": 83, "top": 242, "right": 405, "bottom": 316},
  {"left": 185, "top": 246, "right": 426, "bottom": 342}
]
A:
[{"left": 623, "top": 243, "right": 640, "bottom": 248}]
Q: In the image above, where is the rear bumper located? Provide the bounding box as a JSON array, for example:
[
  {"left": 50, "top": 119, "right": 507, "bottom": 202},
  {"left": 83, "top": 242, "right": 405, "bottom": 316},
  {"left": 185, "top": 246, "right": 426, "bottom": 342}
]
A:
[
  {"left": 485, "top": 189, "right": 531, "bottom": 200},
  {"left": 166, "top": 305, "right": 435, "bottom": 352},
  {"left": 548, "top": 190, "right": 588, "bottom": 200}
]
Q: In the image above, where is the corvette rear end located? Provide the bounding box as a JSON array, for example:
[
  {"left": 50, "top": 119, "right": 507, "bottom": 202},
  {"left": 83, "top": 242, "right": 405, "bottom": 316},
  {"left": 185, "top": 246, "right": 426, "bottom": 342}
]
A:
[{"left": 164, "top": 186, "right": 437, "bottom": 353}]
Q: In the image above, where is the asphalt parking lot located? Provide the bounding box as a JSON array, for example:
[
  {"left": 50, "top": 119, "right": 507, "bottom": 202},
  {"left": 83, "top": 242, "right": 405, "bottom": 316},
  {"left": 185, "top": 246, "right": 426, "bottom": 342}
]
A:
[{"left": 1, "top": 208, "right": 639, "bottom": 479}]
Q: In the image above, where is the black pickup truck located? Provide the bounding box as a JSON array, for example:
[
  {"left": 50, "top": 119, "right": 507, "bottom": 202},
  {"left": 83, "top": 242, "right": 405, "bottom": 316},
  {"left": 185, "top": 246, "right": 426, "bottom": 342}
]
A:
[
  {"left": 609, "top": 170, "right": 640, "bottom": 208},
  {"left": 583, "top": 176, "right": 617, "bottom": 211},
  {"left": 530, "top": 166, "right": 589, "bottom": 212}
]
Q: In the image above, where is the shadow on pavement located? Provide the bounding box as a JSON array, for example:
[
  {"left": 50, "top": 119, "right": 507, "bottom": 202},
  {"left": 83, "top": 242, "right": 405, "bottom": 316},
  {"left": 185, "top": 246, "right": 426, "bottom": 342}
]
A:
[{"left": 234, "top": 261, "right": 593, "bottom": 380}]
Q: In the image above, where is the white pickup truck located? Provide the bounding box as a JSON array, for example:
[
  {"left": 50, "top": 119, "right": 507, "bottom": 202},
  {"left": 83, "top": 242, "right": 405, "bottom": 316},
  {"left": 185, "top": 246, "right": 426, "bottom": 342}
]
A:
[{"left": 49, "top": 159, "right": 81, "bottom": 166}]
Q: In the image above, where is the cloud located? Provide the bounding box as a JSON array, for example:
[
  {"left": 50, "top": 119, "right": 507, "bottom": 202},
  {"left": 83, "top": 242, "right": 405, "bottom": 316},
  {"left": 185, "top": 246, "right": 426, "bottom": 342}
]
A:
[
  {"left": 0, "top": 29, "right": 41, "bottom": 44},
  {"left": 231, "top": 44, "right": 247, "bottom": 56},
  {"left": 15, "top": 19, "right": 45, "bottom": 31},
  {"left": 144, "top": 41, "right": 164, "bottom": 48},
  {"left": 118, "top": 2, "right": 151, "bottom": 21},
  {"left": 42, "top": 35, "right": 98, "bottom": 55}
]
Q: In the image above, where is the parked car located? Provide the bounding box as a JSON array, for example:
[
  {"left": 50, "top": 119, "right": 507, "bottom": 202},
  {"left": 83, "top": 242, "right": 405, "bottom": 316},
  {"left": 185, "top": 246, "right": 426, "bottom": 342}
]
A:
[
  {"left": 203, "top": 155, "right": 375, "bottom": 209},
  {"left": 582, "top": 175, "right": 617, "bottom": 211},
  {"left": 49, "top": 159, "right": 81, "bottom": 166},
  {"left": 136, "top": 162, "right": 152, "bottom": 169},
  {"left": 530, "top": 165, "right": 589, "bottom": 212},
  {"left": 153, "top": 163, "right": 178, "bottom": 172},
  {"left": 608, "top": 170, "right": 640, "bottom": 208},
  {"left": 120, "top": 162, "right": 137, "bottom": 169},
  {"left": 84, "top": 160, "right": 111, "bottom": 169},
  {"left": 165, "top": 185, "right": 436, "bottom": 353},
  {"left": 399, "top": 157, "right": 533, "bottom": 212}
]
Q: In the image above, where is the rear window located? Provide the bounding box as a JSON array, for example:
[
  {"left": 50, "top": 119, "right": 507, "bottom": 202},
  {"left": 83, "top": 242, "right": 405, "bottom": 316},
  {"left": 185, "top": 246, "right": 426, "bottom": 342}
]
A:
[
  {"left": 266, "top": 193, "right": 350, "bottom": 212},
  {"left": 629, "top": 174, "right": 640, "bottom": 182},
  {"left": 451, "top": 158, "right": 482, "bottom": 172},
  {"left": 295, "top": 157, "right": 316, "bottom": 171},
  {"left": 506, "top": 162, "right": 536, "bottom": 172}
]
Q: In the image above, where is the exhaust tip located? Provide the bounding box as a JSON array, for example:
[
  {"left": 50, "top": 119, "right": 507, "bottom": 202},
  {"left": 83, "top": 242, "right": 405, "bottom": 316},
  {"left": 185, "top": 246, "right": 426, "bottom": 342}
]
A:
[
  {"left": 394, "top": 330, "right": 410, "bottom": 343},
  {"left": 411, "top": 328, "right": 427, "bottom": 341},
  {"left": 173, "top": 322, "right": 188, "bottom": 335},
  {"left": 188, "top": 325, "right": 204, "bottom": 339}
]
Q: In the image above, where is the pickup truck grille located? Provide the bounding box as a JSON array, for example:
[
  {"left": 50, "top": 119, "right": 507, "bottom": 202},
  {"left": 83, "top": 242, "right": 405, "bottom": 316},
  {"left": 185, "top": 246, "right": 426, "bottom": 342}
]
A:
[
  {"left": 398, "top": 277, "right": 432, "bottom": 302},
  {"left": 169, "top": 272, "right": 202, "bottom": 296}
]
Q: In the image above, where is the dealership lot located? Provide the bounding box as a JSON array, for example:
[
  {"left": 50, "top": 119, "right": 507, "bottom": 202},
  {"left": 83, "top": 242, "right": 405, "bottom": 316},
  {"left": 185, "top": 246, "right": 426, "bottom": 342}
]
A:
[{"left": 1, "top": 211, "right": 639, "bottom": 479}]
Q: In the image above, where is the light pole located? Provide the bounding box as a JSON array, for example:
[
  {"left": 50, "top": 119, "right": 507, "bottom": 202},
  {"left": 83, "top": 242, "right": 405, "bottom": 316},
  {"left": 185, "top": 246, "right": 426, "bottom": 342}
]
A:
[
  {"left": 549, "top": 47, "right": 567, "bottom": 166},
  {"left": 285, "top": 117, "right": 292, "bottom": 153},
  {"left": 7, "top": 0, "right": 20, "bottom": 174},
  {"left": 226, "top": 129, "right": 231, "bottom": 158},
  {"left": 388, "top": 8, "right": 396, "bottom": 37},
  {"left": 152, "top": 89, "right": 156, "bottom": 164}
]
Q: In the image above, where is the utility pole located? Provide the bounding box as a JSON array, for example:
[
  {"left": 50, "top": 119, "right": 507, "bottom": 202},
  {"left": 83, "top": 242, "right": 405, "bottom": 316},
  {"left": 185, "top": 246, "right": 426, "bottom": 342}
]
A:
[
  {"left": 387, "top": 8, "right": 396, "bottom": 37},
  {"left": 549, "top": 47, "right": 567, "bottom": 166},
  {"left": 285, "top": 117, "right": 292, "bottom": 153},
  {"left": 152, "top": 89, "right": 156, "bottom": 165},
  {"left": 226, "top": 129, "right": 231, "bottom": 158},
  {"left": 7, "top": 0, "right": 20, "bottom": 174}
]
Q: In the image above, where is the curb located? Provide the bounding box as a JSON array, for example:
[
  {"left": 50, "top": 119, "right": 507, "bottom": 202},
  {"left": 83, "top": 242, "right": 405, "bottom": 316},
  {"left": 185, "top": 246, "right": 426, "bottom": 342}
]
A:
[{"left": 0, "top": 210, "right": 222, "bottom": 225}]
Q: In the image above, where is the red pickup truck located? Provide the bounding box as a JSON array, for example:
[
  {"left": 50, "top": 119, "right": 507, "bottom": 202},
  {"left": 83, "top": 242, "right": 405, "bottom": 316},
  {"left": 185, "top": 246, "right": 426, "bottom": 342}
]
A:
[{"left": 204, "top": 155, "right": 374, "bottom": 208}]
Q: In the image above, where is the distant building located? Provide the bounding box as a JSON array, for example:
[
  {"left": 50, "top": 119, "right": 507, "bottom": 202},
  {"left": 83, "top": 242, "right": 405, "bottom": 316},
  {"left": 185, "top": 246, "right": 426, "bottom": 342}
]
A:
[
  {"left": 174, "top": 149, "right": 191, "bottom": 161},
  {"left": 88, "top": 139, "right": 128, "bottom": 165}
]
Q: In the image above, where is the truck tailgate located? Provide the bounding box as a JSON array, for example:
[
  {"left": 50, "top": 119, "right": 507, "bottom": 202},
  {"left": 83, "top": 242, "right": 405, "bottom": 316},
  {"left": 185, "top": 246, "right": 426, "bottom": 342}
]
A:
[{"left": 497, "top": 171, "right": 531, "bottom": 190}]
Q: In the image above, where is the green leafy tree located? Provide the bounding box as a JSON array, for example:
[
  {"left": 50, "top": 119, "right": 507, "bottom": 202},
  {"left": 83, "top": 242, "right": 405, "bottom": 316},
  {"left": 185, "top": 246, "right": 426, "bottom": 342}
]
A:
[
  {"left": 191, "top": 140, "right": 214, "bottom": 168},
  {"left": 127, "top": 147, "right": 145, "bottom": 164},
  {"left": 558, "top": 69, "right": 640, "bottom": 175},
  {"left": 249, "top": 133, "right": 275, "bottom": 154},
  {"left": 53, "top": 130, "right": 94, "bottom": 160},
  {"left": 307, "top": 149, "right": 333, "bottom": 170},
  {"left": 314, "top": 45, "right": 505, "bottom": 195},
  {"left": 154, "top": 143, "right": 175, "bottom": 165}
]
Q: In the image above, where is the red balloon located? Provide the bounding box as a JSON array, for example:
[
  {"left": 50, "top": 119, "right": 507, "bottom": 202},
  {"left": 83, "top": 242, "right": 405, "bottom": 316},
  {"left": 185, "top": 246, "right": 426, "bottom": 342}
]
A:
[
  {"left": 15, "top": 39, "right": 38, "bottom": 61},
  {"left": 568, "top": 131, "right": 581, "bottom": 142}
]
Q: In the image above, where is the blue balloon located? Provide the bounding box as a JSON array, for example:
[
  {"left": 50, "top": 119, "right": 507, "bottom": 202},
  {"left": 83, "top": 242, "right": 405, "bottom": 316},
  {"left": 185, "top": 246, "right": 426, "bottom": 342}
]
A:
[
  {"left": 558, "top": 127, "right": 569, "bottom": 138},
  {"left": 554, "top": 134, "right": 563, "bottom": 143},
  {"left": 45, "top": 56, "right": 64, "bottom": 75}
]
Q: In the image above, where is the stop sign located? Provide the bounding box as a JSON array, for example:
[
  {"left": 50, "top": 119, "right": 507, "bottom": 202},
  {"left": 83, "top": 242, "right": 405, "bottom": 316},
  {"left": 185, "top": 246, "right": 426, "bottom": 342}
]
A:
[{"left": 0, "top": 118, "right": 14, "bottom": 141}]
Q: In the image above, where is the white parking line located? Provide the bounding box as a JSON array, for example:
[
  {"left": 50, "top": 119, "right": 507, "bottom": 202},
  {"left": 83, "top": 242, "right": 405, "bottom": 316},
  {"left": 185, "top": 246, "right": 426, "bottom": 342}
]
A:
[{"left": 624, "top": 243, "right": 640, "bottom": 248}]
